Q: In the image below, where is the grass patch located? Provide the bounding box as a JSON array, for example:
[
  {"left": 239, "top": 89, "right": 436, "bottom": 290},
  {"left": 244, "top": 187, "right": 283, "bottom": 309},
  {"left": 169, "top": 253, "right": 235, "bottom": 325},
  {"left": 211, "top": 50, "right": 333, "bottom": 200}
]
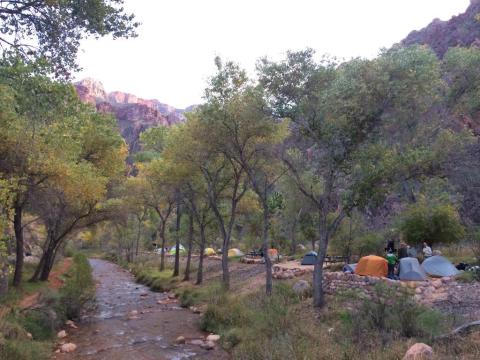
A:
[
  {"left": 0, "top": 339, "right": 50, "bottom": 360},
  {"left": 191, "top": 280, "right": 474, "bottom": 359},
  {"left": 131, "top": 265, "right": 179, "bottom": 292},
  {"left": 175, "top": 282, "right": 222, "bottom": 308},
  {"left": 59, "top": 253, "right": 95, "bottom": 319}
]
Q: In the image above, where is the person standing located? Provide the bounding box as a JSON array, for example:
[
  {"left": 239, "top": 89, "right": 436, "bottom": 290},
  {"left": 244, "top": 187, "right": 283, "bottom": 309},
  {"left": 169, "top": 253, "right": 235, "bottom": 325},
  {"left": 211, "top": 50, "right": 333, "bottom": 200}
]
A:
[
  {"left": 423, "top": 242, "right": 432, "bottom": 259},
  {"left": 386, "top": 250, "right": 398, "bottom": 279},
  {"left": 398, "top": 242, "right": 408, "bottom": 259}
]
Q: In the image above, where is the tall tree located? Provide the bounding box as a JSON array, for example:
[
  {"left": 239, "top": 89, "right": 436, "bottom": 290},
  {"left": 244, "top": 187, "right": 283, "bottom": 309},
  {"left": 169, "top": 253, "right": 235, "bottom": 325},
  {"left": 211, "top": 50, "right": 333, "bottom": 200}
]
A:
[
  {"left": 0, "top": 0, "right": 138, "bottom": 77},
  {"left": 260, "top": 46, "right": 463, "bottom": 307}
]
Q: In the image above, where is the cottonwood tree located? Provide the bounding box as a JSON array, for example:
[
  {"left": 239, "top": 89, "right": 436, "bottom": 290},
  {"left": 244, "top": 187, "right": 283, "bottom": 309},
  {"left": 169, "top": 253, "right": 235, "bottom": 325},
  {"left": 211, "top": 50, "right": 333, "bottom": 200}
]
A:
[
  {"left": 260, "top": 46, "right": 464, "bottom": 307},
  {"left": 30, "top": 111, "right": 126, "bottom": 281},
  {"left": 161, "top": 122, "right": 216, "bottom": 284},
  {"left": 209, "top": 81, "right": 289, "bottom": 295},
  {"left": 171, "top": 62, "right": 252, "bottom": 289},
  {"left": 0, "top": 0, "right": 138, "bottom": 77},
  {"left": 0, "top": 63, "right": 89, "bottom": 286}
]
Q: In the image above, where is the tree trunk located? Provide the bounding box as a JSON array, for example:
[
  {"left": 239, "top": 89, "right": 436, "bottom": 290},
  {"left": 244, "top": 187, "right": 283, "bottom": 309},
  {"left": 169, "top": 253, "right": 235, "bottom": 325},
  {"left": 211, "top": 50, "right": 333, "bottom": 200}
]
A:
[
  {"left": 313, "top": 212, "right": 329, "bottom": 308},
  {"left": 37, "top": 230, "right": 58, "bottom": 282},
  {"left": 135, "top": 216, "right": 141, "bottom": 257},
  {"left": 290, "top": 216, "right": 298, "bottom": 256},
  {"left": 159, "top": 225, "right": 166, "bottom": 271},
  {"left": 173, "top": 200, "right": 181, "bottom": 277},
  {"left": 196, "top": 225, "right": 206, "bottom": 285},
  {"left": 183, "top": 212, "right": 194, "bottom": 281},
  {"left": 30, "top": 249, "right": 46, "bottom": 282},
  {"left": 13, "top": 204, "right": 24, "bottom": 287},
  {"left": 221, "top": 239, "right": 230, "bottom": 289},
  {"left": 262, "top": 203, "right": 273, "bottom": 295},
  {"left": 0, "top": 257, "right": 8, "bottom": 298}
]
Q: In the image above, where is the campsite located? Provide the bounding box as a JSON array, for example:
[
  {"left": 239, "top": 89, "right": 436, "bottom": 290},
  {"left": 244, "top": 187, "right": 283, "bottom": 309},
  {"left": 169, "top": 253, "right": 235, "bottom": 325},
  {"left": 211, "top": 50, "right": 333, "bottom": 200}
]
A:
[{"left": 2, "top": 1, "right": 480, "bottom": 359}]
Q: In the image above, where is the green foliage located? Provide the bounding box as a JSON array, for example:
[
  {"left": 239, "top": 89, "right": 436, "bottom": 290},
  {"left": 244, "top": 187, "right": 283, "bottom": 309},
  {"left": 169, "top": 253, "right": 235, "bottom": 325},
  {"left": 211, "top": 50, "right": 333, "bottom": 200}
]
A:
[
  {"left": 0, "top": 339, "right": 49, "bottom": 360},
  {"left": 59, "top": 253, "right": 95, "bottom": 319},
  {"left": 444, "top": 46, "right": 480, "bottom": 116},
  {"left": 353, "top": 232, "right": 385, "bottom": 257},
  {"left": 341, "top": 284, "right": 448, "bottom": 344},
  {"left": 399, "top": 202, "right": 465, "bottom": 246},
  {"left": 131, "top": 265, "right": 178, "bottom": 292},
  {"left": 0, "top": 1, "right": 138, "bottom": 77},
  {"left": 176, "top": 282, "right": 222, "bottom": 308}
]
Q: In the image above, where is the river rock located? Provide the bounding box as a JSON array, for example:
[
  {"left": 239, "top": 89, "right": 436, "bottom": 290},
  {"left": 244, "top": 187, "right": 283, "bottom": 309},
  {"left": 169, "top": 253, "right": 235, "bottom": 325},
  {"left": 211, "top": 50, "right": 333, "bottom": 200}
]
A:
[
  {"left": 57, "top": 330, "right": 67, "bottom": 339},
  {"left": 175, "top": 336, "right": 186, "bottom": 344},
  {"left": 201, "top": 340, "right": 215, "bottom": 350},
  {"left": 402, "top": 343, "right": 433, "bottom": 360},
  {"left": 292, "top": 280, "right": 310, "bottom": 296},
  {"left": 128, "top": 310, "right": 139, "bottom": 320},
  {"left": 190, "top": 339, "right": 204, "bottom": 346},
  {"left": 206, "top": 334, "right": 220, "bottom": 342},
  {"left": 26, "top": 332, "right": 33, "bottom": 340},
  {"left": 66, "top": 320, "right": 78, "bottom": 329},
  {"left": 60, "top": 343, "right": 77, "bottom": 353}
]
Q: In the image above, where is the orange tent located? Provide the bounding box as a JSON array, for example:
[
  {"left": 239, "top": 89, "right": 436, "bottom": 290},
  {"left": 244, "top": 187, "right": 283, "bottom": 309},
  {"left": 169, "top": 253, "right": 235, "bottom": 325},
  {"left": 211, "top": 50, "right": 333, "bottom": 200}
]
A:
[
  {"left": 268, "top": 248, "right": 278, "bottom": 258},
  {"left": 355, "top": 255, "right": 388, "bottom": 277}
]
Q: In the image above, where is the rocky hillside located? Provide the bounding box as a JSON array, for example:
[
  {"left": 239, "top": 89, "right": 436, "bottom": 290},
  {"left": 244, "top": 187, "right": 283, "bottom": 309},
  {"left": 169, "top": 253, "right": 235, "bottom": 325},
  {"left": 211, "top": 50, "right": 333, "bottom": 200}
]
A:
[
  {"left": 402, "top": 0, "right": 480, "bottom": 57},
  {"left": 75, "top": 78, "right": 187, "bottom": 153}
]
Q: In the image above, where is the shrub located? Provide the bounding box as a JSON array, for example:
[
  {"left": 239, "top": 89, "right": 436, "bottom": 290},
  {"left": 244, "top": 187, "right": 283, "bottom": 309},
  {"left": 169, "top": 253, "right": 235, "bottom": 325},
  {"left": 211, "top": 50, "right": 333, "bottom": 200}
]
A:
[
  {"left": 341, "top": 283, "right": 448, "bottom": 344},
  {"left": 59, "top": 253, "right": 95, "bottom": 319},
  {"left": 399, "top": 202, "right": 465, "bottom": 246},
  {"left": 354, "top": 232, "right": 385, "bottom": 257},
  {"left": 20, "top": 309, "right": 57, "bottom": 340},
  {"left": 0, "top": 340, "right": 49, "bottom": 360}
]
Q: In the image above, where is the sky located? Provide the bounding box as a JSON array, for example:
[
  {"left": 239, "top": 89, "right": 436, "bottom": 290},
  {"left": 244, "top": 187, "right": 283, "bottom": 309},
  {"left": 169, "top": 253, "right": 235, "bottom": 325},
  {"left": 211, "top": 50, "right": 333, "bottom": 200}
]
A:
[{"left": 75, "top": 0, "right": 471, "bottom": 109}]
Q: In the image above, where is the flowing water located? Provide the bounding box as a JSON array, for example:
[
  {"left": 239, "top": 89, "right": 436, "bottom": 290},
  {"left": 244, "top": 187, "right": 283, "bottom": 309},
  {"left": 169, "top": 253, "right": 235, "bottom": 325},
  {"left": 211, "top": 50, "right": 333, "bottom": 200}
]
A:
[{"left": 56, "top": 259, "right": 227, "bottom": 360}]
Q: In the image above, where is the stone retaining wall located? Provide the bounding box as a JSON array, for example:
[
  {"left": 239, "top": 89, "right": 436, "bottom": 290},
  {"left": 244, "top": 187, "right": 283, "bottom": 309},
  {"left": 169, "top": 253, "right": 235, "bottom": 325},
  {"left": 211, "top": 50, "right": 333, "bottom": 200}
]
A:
[{"left": 273, "top": 263, "right": 457, "bottom": 305}]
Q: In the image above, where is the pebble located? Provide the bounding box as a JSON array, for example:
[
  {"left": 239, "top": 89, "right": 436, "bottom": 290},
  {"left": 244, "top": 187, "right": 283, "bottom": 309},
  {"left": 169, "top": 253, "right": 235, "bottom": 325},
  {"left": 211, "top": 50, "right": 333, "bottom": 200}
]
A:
[
  {"left": 57, "top": 330, "right": 67, "bottom": 339},
  {"left": 175, "top": 336, "right": 186, "bottom": 344},
  {"left": 206, "top": 334, "right": 220, "bottom": 342},
  {"left": 201, "top": 341, "right": 215, "bottom": 350},
  {"left": 60, "top": 343, "right": 77, "bottom": 353}
]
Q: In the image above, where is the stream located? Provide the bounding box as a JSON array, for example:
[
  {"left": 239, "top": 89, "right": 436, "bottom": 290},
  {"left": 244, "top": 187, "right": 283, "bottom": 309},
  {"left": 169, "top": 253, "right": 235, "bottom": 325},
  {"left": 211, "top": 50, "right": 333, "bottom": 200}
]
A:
[{"left": 55, "top": 259, "right": 227, "bottom": 360}]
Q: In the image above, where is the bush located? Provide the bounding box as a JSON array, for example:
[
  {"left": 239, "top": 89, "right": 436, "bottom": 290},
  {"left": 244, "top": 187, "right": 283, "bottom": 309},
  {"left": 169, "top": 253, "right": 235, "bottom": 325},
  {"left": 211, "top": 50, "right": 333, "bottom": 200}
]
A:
[
  {"left": 0, "top": 340, "right": 49, "bottom": 360},
  {"left": 354, "top": 232, "right": 385, "bottom": 257},
  {"left": 21, "top": 308, "right": 57, "bottom": 340},
  {"left": 341, "top": 284, "right": 448, "bottom": 345},
  {"left": 399, "top": 202, "right": 465, "bottom": 246},
  {"left": 59, "top": 253, "right": 95, "bottom": 319}
]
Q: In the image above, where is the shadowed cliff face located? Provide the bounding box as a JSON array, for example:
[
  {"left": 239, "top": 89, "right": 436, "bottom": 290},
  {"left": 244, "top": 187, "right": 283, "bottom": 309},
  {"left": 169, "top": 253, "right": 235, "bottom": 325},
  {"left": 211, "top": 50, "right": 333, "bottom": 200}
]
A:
[
  {"left": 402, "top": 0, "right": 480, "bottom": 58},
  {"left": 74, "top": 78, "right": 186, "bottom": 153}
]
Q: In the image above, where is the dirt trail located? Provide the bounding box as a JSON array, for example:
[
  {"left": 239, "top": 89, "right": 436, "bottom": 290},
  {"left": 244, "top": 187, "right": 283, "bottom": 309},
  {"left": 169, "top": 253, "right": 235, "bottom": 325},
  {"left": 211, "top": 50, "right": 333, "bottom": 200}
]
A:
[
  {"left": 54, "top": 259, "right": 228, "bottom": 360},
  {"left": 18, "top": 257, "right": 73, "bottom": 310}
]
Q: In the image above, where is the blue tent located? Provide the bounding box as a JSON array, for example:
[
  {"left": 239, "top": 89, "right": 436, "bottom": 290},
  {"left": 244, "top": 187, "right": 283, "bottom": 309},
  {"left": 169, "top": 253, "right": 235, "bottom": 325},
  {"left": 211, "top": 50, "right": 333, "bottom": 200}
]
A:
[
  {"left": 342, "top": 263, "right": 357, "bottom": 273},
  {"left": 399, "top": 257, "right": 426, "bottom": 281},
  {"left": 421, "top": 255, "right": 460, "bottom": 277},
  {"left": 301, "top": 251, "right": 317, "bottom": 265}
]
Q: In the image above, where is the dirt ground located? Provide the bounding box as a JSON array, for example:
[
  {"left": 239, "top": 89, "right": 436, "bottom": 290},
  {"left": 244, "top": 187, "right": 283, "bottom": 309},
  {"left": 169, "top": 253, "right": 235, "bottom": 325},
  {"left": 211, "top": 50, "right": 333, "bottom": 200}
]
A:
[{"left": 18, "top": 257, "right": 73, "bottom": 309}]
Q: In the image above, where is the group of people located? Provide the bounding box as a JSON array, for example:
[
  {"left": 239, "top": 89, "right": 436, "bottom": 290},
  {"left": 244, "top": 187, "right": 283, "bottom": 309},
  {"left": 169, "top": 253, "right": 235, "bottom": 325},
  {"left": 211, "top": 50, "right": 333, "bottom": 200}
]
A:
[{"left": 385, "top": 242, "right": 432, "bottom": 279}]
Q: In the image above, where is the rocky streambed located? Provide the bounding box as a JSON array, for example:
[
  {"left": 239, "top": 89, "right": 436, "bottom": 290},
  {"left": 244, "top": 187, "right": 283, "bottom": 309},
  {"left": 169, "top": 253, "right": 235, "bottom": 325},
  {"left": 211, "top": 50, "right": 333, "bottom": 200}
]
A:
[{"left": 52, "top": 259, "right": 228, "bottom": 360}]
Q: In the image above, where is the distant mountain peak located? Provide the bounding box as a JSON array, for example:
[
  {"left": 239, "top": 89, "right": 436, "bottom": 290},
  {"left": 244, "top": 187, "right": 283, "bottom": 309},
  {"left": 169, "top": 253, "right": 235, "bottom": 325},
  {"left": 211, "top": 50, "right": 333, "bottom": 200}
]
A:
[
  {"left": 74, "top": 78, "right": 188, "bottom": 153},
  {"left": 402, "top": 1, "right": 480, "bottom": 57}
]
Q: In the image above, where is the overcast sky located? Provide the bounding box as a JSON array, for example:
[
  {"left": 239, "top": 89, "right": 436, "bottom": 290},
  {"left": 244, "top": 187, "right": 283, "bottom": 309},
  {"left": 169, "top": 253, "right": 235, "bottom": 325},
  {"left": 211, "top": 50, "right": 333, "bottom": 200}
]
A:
[{"left": 75, "top": 0, "right": 470, "bottom": 109}]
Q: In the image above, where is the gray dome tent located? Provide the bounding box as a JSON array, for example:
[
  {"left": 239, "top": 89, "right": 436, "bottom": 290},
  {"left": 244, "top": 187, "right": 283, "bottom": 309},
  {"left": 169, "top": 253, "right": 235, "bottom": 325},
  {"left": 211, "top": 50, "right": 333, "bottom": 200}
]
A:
[
  {"left": 343, "top": 263, "right": 357, "bottom": 273},
  {"left": 421, "top": 255, "right": 460, "bottom": 277},
  {"left": 301, "top": 251, "right": 317, "bottom": 265},
  {"left": 399, "top": 257, "right": 426, "bottom": 281}
]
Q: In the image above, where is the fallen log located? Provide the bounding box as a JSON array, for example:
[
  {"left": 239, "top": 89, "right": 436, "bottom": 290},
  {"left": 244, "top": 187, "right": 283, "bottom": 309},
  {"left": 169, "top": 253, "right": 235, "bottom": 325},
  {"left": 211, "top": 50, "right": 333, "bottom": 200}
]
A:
[{"left": 436, "top": 320, "right": 480, "bottom": 340}]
